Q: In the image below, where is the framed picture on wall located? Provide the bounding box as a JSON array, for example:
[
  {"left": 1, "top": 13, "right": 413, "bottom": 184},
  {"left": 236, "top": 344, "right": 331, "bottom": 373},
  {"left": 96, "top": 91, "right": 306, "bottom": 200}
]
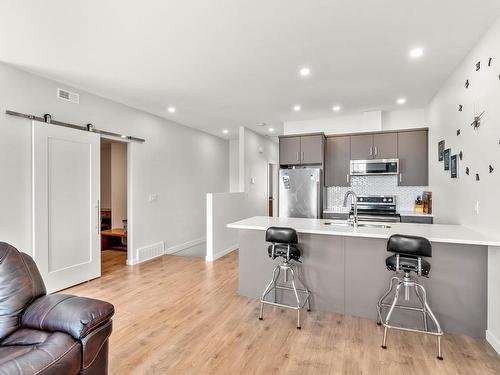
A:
[
  {"left": 444, "top": 148, "right": 451, "bottom": 170},
  {"left": 451, "top": 154, "right": 458, "bottom": 178},
  {"left": 438, "top": 140, "right": 445, "bottom": 161}
]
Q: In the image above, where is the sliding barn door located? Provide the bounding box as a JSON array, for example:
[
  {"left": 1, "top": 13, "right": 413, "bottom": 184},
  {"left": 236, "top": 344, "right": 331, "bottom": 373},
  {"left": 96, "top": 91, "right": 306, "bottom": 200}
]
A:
[{"left": 32, "top": 121, "right": 101, "bottom": 293}]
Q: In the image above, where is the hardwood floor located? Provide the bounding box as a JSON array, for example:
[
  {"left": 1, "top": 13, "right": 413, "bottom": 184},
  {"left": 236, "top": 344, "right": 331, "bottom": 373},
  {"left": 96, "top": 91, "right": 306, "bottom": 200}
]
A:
[{"left": 64, "top": 250, "right": 500, "bottom": 375}]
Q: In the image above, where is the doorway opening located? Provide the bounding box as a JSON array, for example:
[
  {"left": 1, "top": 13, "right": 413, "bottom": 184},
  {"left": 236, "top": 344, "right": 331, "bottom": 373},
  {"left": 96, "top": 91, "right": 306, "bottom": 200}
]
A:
[
  {"left": 268, "top": 163, "right": 279, "bottom": 217},
  {"left": 100, "top": 138, "right": 128, "bottom": 272}
]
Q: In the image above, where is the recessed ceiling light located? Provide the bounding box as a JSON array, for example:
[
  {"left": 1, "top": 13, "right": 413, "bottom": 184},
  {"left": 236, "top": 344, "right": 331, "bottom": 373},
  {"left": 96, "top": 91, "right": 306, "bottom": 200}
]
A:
[
  {"left": 332, "top": 105, "right": 341, "bottom": 112},
  {"left": 167, "top": 107, "right": 176, "bottom": 113},
  {"left": 268, "top": 127, "right": 275, "bottom": 132},
  {"left": 409, "top": 47, "right": 424, "bottom": 59},
  {"left": 299, "top": 67, "right": 311, "bottom": 77},
  {"left": 293, "top": 105, "right": 301, "bottom": 111},
  {"left": 397, "top": 98, "right": 407, "bottom": 105},
  {"left": 222, "top": 129, "right": 229, "bottom": 134}
]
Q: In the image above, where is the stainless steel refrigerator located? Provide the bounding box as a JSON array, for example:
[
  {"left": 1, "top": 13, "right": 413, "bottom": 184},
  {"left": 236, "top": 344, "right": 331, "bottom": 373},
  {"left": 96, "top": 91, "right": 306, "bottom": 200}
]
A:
[{"left": 279, "top": 168, "right": 322, "bottom": 218}]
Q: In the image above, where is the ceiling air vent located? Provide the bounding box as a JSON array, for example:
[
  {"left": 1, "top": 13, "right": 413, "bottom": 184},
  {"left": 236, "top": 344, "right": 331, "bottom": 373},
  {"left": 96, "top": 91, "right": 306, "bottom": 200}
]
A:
[{"left": 57, "top": 88, "right": 79, "bottom": 104}]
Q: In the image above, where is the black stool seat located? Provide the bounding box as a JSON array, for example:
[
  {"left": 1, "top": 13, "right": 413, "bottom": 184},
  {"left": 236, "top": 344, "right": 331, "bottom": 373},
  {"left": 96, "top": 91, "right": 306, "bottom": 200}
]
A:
[
  {"left": 385, "top": 255, "right": 431, "bottom": 276},
  {"left": 268, "top": 244, "right": 301, "bottom": 261}
]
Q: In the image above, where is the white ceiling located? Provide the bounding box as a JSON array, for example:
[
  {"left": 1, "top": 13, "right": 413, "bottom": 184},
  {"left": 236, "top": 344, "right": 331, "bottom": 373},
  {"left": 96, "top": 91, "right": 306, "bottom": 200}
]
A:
[{"left": 1, "top": 1, "right": 500, "bottom": 139}]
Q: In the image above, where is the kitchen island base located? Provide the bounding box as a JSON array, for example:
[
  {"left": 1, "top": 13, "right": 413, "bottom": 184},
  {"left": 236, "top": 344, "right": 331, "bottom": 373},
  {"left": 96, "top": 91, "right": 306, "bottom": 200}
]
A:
[{"left": 238, "top": 229, "right": 487, "bottom": 338}]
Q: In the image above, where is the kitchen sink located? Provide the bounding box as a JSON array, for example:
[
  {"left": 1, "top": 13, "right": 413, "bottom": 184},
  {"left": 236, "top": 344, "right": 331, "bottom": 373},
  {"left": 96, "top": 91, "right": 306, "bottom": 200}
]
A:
[{"left": 323, "top": 221, "right": 391, "bottom": 229}]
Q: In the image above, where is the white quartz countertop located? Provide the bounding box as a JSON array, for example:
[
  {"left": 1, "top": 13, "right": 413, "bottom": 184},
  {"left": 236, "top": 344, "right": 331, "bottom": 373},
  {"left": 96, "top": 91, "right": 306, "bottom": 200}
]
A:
[
  {"left": 323, "top": 209, "right": 433, "bottom": 217},
  {"left": 227, "top": 216, "right": 500, "bottom": 247}
]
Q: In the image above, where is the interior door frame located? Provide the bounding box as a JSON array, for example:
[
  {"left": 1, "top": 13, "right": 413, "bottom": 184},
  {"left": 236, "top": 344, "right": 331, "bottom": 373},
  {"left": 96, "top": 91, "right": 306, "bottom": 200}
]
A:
[{"left": 101, "top": 135, "right": 134, "bottom": 266}]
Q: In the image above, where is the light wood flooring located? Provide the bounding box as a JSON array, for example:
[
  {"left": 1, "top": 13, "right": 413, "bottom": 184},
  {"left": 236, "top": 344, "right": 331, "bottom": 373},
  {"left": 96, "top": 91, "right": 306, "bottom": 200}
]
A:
[{"left": 63, "top": 250, "right": 500, "bottom": 375}]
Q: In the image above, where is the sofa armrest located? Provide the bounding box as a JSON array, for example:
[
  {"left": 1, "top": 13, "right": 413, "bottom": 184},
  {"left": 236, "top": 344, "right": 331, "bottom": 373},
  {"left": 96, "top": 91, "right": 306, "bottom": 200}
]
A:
[{"left": 21, "top": 294, "right": 114, "bottom": 340}]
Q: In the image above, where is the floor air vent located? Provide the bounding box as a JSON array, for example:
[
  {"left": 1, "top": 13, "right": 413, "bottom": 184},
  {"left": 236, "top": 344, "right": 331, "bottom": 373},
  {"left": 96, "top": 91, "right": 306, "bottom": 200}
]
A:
[
  {"left": 57, "top": 88, "right": 80, "bottom": 104},
  {"left": 136, "top": 242, "right": 164, "bottom": 263}
]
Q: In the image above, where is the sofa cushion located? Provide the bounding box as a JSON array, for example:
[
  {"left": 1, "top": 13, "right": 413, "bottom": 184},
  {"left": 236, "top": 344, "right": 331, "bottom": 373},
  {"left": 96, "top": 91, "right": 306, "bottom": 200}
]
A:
[
  {"left": 0, "top": 329, "right": 81, "bottom": 375},
  {"left": 0, "top": 243, "right": 46, "bottom": 340}
]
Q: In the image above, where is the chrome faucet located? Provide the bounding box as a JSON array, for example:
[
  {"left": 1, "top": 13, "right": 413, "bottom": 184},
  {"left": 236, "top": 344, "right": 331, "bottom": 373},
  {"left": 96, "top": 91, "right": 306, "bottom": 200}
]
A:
[{"left": 343, "top": 190, "right": 358, "bottom": 227}]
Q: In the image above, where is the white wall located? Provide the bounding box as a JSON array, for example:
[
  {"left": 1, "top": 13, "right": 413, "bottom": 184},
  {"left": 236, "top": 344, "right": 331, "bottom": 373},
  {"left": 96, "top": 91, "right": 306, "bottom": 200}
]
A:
[
  {"left": 284, "top": 109, "right": 426, "bottom": 135},
  {"left": 426, "top": 18, "right": 500, "bottom": 233},
  {"left": 239, "top": 127, "right": 279, "bottom": 216},
  {"left": 426, "top": 17, "right": 500, "bottom": 353},
  {"left": 229, "top": 139, "right": 240, "bottom": 192},
  {"left": 206, "top": 192, "right": 250, "bottom": 261},
  {"left": 0, "top": 62, "right": 229, "bottom": 263},
  {"left": 110, "top": 142, "right": 127, "bottom": 228}
]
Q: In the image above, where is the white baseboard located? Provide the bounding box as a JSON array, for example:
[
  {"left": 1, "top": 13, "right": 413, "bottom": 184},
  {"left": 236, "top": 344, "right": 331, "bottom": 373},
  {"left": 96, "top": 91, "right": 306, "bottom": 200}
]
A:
[
  {"left": 165, "top": 237, "right": 206, "bottom": 255},
  {"left": 486, "top": 330, "right": 500, "bottom": 355},
  {"left": 206, "top": 244, "right": 237, "bottom": 262}
]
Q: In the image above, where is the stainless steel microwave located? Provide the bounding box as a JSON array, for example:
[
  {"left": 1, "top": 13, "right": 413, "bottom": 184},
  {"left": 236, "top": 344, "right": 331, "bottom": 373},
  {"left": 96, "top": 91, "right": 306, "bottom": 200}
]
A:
[{"left": 350, "top": 159, "right": 399, "bottom": 176}]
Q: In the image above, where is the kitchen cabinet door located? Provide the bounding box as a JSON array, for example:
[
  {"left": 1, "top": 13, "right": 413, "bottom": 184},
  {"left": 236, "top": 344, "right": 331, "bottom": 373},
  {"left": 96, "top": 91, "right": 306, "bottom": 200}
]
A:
[
  {"left": 397, "top": 130, "right": 428, "bottom": 186},
  {"left": 350, "top": 134, "right": 373, "bottom": 160},
  {"left": 279, "top": 136, "right": 301, "bottom": 165},
  {"left": 326, "top": 136, "right": 351, "bottom": 186},
  {"left": 300, "top": 135, "right": 324, "bottom": 164},
  {"left": 373, "top": 133, "right": 398, "bottom": 159}
]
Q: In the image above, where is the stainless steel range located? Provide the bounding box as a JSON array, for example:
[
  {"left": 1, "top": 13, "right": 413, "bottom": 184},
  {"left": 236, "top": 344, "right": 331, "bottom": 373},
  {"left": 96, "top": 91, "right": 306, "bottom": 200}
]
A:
[{"left": 350, "top": 195, "right": 401, "bottom": 223}]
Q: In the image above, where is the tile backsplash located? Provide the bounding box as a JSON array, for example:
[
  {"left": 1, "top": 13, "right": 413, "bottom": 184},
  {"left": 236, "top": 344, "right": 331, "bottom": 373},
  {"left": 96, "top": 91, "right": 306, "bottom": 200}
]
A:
[{"left": 325, "top": 175, "right": 428, "bottom": 212}]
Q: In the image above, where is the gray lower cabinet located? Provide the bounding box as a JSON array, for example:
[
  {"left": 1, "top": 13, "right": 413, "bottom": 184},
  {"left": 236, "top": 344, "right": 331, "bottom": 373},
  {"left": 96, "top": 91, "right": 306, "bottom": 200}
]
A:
[
  {"left": 279, "top": 136, "right": 301, "bottom": 164},
  {"left": 279, "top": 134, "right": 324, "bottom": 165},
  {"left": 373, "top": 133, "right": 398, "bottom": 159},
  {"left": 400, "top": 215, "right": 433, "bottom": 224},
  {"left": 350, "top": 134, "right": 373, "bottom": 160},
  {"left": 325, "top": 136, "right": 351, "bottom": 186},
  {"left": 397, "top": 130, "right": 428, "bottom": 186}
]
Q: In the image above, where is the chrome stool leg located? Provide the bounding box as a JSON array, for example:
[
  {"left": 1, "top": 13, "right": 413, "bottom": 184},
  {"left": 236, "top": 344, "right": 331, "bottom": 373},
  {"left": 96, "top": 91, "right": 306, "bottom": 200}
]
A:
[
  {"left": 416, "top": 283, "right": 444, "bottom": 360},
  {"left": 377, "top": 276, "right": 398, "bottom": 325},
  {"left": 289, "top": 267, "right": 302, "bottom": 329},
  {"left": 259, "top": 265, "right": 280, "bottom": 321},
  {"left": 414, "top": 284, "right": 428, "bottom": 332},
  {"left": 381, "top": 282, "right": 402, "bottom": 349},
  {"left": 295, "top": 267, "right": 311, "bottom": 312}
]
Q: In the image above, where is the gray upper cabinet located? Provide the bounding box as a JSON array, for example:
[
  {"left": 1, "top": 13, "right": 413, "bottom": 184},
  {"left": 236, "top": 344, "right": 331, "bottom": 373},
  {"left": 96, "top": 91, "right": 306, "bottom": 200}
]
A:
[
  {"left": 279, "top": 136, "right": 301, "bottom": 165},
  {"left": 351, "top": 133, "right": 398, "bottom": 160},
  {"left": 373, "top": 133, "right": 398, "bottom": 159},
  {"left": 350, "top": 134, "right": 373, "bottom": 160},
  {"left": 300, "top": 135, "right": 324, "bottom": 164},
  {"left": 325, "top": 136, "right": 351, "bottom": 186},
  {"left": 397, "top": 130, "right": 428, "bottom": 186},
  {"left": 279, "top": 135, "right": 324, "bottom": 165}
]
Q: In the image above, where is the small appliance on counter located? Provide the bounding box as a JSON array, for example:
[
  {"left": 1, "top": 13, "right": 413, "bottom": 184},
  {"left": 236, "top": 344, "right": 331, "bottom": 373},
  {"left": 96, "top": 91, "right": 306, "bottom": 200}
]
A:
[
  {"left": 415, "top": 196, "right": 424, "bottom": 213},
  {"left": 279, "top": 167, "right": 323, "bottom": 218}
]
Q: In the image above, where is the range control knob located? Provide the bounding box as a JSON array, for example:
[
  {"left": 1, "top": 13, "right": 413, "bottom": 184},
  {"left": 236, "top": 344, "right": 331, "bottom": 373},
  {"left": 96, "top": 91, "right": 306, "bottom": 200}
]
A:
[
  {"left": 359, "top": 198, "right": 363, "bottom": 202},
  {"left": 383, "top": 198, "right": 387, "bottom": 202}
]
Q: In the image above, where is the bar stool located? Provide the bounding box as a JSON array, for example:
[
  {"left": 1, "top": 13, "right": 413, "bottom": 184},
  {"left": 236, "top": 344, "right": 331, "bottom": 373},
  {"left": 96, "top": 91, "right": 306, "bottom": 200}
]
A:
[
  {"left": 376, "top": 234, "right": 444, "bottom": 360},
  {"left": 258, "top": 227, "right": 311, "bottom": 329}
]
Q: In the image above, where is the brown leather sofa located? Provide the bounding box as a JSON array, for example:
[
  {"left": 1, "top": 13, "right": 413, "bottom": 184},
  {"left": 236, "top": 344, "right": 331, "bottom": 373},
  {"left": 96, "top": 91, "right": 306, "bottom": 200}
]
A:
[{"left": 0, "top": 242, "right": 114, "bottom": 375}]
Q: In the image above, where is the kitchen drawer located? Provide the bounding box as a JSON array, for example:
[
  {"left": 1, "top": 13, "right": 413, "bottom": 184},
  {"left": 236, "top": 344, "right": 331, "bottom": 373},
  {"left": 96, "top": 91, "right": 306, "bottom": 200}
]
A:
[{"left": 400, "top": 215, "right": 433, "bottom": 224}]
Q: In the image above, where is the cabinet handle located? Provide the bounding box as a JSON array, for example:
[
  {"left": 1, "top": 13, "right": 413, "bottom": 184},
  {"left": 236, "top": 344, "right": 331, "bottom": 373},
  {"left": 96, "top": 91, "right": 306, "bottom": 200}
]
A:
[
  {"left": 346, "top": 174, "right": 350, "bottom": 183},
  {"left": 301, "top": 151, "right": 304, "bottom": 161},
  {"left": 296, "top": 152, "right": 299, "bottom": 161},
  {"left": 374, "top": 146, "right": 378, "bottom": 156},
  {"left": 399, "top": 173, "right": 403, "bottom": 183},
  {"left": 369, "top": 147, "right": 373, "bottom": 156}
]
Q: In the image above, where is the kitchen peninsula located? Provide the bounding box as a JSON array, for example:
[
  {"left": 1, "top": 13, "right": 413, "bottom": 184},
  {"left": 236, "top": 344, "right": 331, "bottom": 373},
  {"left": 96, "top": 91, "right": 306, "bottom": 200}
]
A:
[{"left": 228, "top": 216, "right": 500, "bottom": 338}]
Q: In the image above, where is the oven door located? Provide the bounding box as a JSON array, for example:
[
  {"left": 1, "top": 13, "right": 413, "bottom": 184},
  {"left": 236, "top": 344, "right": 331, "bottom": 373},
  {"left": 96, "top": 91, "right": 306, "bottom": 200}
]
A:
[
  {"left": 350, "top": 159, "right": 399, "bottom": 175},
  {"left": 355, "top": 214, "right": 401, "bottom": 223}
]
